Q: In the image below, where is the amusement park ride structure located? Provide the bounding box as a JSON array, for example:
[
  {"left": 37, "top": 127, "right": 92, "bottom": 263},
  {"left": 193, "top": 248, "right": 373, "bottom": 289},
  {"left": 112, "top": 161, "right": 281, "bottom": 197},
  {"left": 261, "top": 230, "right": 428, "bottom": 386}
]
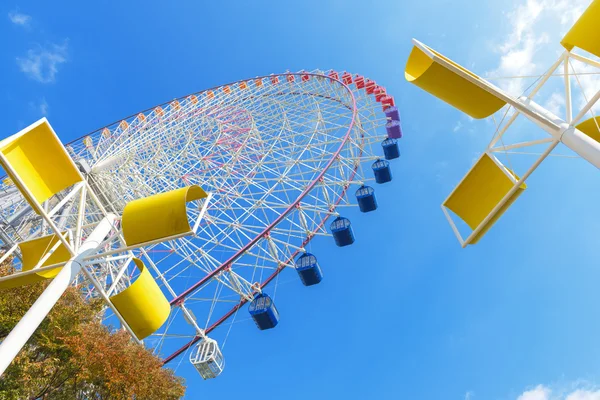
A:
[
  {"left": 1, "top": 0, "right": 596, "bottom": 382},
  {"left": 0, "top": 71, "right": 401, "bottom": 378},
  {"left": 405, "top": 0, "right": 600, "bottom": 246}
]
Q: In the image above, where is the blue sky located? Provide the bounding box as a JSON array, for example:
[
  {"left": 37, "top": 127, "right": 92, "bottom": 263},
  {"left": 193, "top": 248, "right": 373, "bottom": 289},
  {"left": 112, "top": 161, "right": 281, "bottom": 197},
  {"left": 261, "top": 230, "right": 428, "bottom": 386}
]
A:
[{"left": 2, "top": 0, "right": 600, "bottom": 399}]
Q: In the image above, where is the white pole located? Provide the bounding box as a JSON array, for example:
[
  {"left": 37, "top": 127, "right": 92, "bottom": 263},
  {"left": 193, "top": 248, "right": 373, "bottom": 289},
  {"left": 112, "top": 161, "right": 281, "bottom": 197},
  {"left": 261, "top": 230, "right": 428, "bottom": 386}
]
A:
[
  {"left": 564, "top": 56, "right": 572, "bottom": 124},
  {"left": 487, "top": 53, "right": 566, "bottom": 150},
  {"left": 572, "top": 89, "right": 600, "bottom": 126},
  {"left": 519, "top": 97, "right": 600, "bottom": 169},
  {"left": 568, "top": 52, "right": 600, "bottom": 69},
  {"left": 561, "top": 126, "right": 600, "bottom": 168},
  {"left": 491, "top": 138, "right": 555, "bottom": 152},
  {"left": 0, "top": 213, "right": 117, "bottom": 377}
]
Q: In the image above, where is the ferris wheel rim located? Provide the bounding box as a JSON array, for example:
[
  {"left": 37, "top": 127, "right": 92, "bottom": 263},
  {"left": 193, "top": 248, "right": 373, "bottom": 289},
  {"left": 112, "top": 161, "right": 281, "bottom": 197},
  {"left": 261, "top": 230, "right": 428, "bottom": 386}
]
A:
[
  {"left": 0, "top": 64, "right": 391, "bottom": 376},
  {"left": 63, "top": 71, "right": 350, "bottom": 149},
  {"left": 157, "top": 72, "right": 364, "bottom": 364},
  {"left": 169, "top": 73, "right": 358, "bottom": 305},
  {"left": 71, "top": 70, "right": 359, "bottom": 309},
  {"left": 0, "top": 71, "right": 353, "bottom": 183},
  {"left": 162, "top": 141, "right": 364, "bottom": 364}
]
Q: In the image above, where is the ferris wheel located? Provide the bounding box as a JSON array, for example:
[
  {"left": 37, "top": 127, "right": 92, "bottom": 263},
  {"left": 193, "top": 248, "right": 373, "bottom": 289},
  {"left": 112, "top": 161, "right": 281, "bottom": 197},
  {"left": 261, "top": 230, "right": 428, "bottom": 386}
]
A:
[{"left": 0, "top": 70, "right": 401, "bottom": 378}]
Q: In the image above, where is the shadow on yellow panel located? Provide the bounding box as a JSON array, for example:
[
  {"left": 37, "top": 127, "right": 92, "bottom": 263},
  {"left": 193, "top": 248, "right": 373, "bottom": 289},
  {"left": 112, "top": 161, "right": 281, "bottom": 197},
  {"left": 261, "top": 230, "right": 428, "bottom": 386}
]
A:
[
  {"left": 561, "top": 0, "right": 600, "bottom": 58},
  {"left": 0, "top": 233, "right": 71, "bottom": 289},
  {"left": 122, "top": 185, "right": 207, "bottom": 247},
  {"left": 110, "top": 258, "right": 170, "bottom": 340},
  {"left": 405, "top": 43, "right": 506, "bottom": 119},
  {"left": 576, "top": 117, "right": 600, "bottom": 143},
  {"left": 444, "top": 154, "right": 526, "bottom": 245}
]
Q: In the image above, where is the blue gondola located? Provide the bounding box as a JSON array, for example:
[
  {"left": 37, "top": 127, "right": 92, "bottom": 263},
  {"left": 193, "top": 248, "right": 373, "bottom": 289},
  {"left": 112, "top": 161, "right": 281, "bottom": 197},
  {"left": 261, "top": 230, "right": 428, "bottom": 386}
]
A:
[
  {"left": 385, "top": 106, "right": 401, "bottom": 123},
  {"left": 248, "top": 293, "right": 279, "bottom": 330},
  {"left": 355, "top": 185, "right": 378, "bottom": 213},
  {"left": 330, "top": 216, "right": 355, "bottom": 247},
  {"left": 372, "top": 159, "right": 392, "bottom": 184},
  {"left": 385, "top": 120, "right": 402, "bottom": 139},
  {"left": 381, "top": 138, "right": 400, "bottom": 160},
  {"left": 295, "top": 253, "right": 323, "bottom": 286}
]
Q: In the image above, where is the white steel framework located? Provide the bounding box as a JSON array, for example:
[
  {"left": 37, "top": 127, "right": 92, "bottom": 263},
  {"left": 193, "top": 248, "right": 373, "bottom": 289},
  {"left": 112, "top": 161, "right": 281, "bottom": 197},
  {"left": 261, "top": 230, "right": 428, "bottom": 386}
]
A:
[
  {"left": 0, "top": 71, "right": 394, "bottom": 371},
  {"left": 407, "top": 39, "right": 600, "bottom": 247}
]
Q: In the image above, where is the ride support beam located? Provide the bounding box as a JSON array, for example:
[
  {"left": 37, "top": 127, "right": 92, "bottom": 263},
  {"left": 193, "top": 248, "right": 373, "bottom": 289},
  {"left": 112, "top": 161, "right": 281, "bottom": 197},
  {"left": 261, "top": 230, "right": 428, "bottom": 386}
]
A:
[
  {"left": 519, "top": 97, "right": 600, "bottom": 169},
  {"left": 0, "top": 214, "right": 117, "bottom": 376}
]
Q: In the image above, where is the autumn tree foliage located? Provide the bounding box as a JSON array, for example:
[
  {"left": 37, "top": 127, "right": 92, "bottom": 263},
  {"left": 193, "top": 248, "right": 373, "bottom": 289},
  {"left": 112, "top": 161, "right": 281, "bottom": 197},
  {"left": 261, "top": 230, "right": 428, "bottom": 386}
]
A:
[{"left": 0, "top": 262, "right": 185, "bottom": 399}]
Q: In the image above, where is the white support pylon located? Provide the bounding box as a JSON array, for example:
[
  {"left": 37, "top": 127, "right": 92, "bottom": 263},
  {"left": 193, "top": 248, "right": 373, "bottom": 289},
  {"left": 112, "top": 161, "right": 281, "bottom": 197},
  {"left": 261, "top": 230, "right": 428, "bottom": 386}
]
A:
[
  {"left": 0, "top": 213, "right": 118, "bottom": 376},
  {"left": 519, "top": 96, "right": 600, "bottom": 169}
]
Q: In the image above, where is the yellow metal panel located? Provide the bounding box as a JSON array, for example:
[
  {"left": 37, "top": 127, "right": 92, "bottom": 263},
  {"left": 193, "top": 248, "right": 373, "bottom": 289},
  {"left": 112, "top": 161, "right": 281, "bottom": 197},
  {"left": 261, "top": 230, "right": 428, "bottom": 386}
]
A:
[
  {"left": 469, "top": 187, "right": 524, "bottom": 244},
  {"left": 122, "top": 185, "right": 207, "bottom": 247},
  {"left": 0, "top": 271, "right": 48, "bottom": 289},
  {"left": 0, "top": 119, "right": 83, "bottom": 209},
  {"left": 109, "top": 258, "right": 171, "bottom": 340},
  {"left": 405, "top": 44, "right": 507, "bottom": 119},
  {"left": 444, "top": 154, "right": 526, "bottom": 244},
  {"left": 576, "top": 117, "right": 600, "bottom": 143},
  {"left": 0, "top": 233, "right": 71, "bottom": 289},
  {"left": 20, "top": 233, "right": 71, "bottom": 277},
  {"left": 561, "top": 0, "right": 600, "bottom": 58}
]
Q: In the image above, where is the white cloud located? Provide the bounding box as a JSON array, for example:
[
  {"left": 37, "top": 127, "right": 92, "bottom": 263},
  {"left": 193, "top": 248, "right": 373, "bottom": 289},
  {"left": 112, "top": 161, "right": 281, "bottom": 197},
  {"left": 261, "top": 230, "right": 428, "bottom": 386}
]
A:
[
  {"left": 484, "top": 0, "right": 600, "bottom": 125},
  {"left": 8, "top": 10, "right": 31, "bottom": 26},
  {"left": 487, "top": 0, "right": 589, "bottom": 96},
  {"left": 39, "top": 98, "right": 48, "bottom": 115},
  {"left": 434, "top": 160, "right": 449, "bottom": 182},
  {"left": 568, "top": 60, "right": 600, "bottom": 116},
  {"left": 545, "top": 91, "right": 565, "bottom": 116},
  {"left": 16, "top": 42, "right": 68, "bottom": 83},
  {"left": 38, "top": 98, "right": 49, "bottom": 116},
  {"left": 551, "top": 0, "right": 589, "bottom": 28},
  {"left": 28, "top": 98, "right": 49, "bottom": 116},
  {"left": 453, "top": 121, "right": 463, "bottom": 132},
  {"left": 565, "top": 390, "right": 600, "bottom": 400},
  {"left": 465, "top": 391, "right": 474, "bottom": 400},
  {"left": 518, "top": 385, "right": 551, "bottom": 400},
  {"left": 498, "top": 0, "right": 544, "bottom": 55},
  {"left": 494, "top": 33, "right": 548, "bottom": 95},
  {"left": 515, "top": 384, "right": 600, "bottom": 400}
]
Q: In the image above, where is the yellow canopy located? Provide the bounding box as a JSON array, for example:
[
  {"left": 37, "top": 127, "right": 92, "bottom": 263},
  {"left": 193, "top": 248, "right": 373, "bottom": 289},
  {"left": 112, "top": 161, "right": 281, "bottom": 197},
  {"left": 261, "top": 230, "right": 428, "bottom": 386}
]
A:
[
  {"left": 405, "top": 42, "right": 507, "bottom": 119},
  {"left": 0, "top": 233, "right": 71, "bottom": 289},
  {"left": 122, "top": 185, "right": 207, "bottom": 247},
  {"left": 0, "top": 119, "right": 83, "bottom": 211},
  {"left": 444, "top": 153, "right": 526, "bottom": 244},
  {"left": 576, "top": 116, "right": 600, "bottom": 143},
  {"left": 561, "top": 0, "right": 600, "bottom": 58},
  {"left": 109, "top": 258, "right": 171, "bottom": 340}
]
